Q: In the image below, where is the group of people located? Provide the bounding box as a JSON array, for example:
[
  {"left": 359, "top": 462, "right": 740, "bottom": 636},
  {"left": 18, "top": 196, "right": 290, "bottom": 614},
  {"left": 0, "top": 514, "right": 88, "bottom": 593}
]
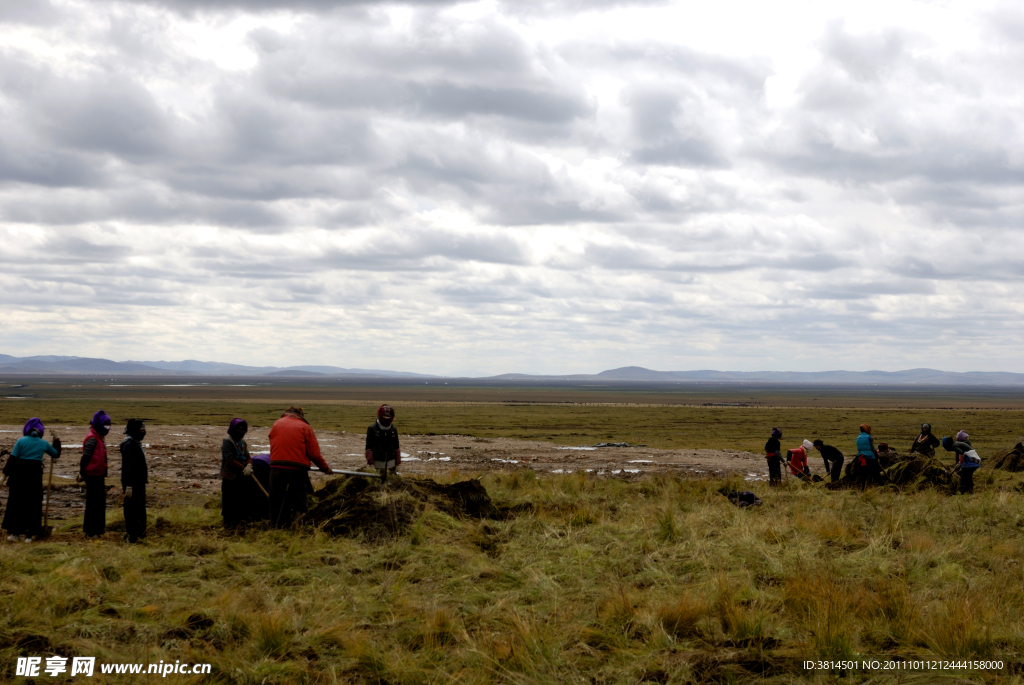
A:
[
  {"left": 1, "top": 403, "right": 402, "bottom": 542},
  {"left": 764, "top": 422, "right": 983, "bottom": 492}
]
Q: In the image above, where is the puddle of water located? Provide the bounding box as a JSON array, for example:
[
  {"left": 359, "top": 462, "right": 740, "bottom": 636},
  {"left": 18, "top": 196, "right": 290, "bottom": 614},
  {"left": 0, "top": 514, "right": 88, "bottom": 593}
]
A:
[
  {"left": 627, "top": 459, "right": 653, "bottom": 463},
  {"left": 624, "top": 469, "right": 640, "bottom": 473},
  {"left": 427, "top": 456, "right": 451, "bottom": 462},
  {"left": 403, "top": 456, "right": 421, "bottom": 461},
  {"left": 557, "top": 446, "right": 597, "bottom": 451}
]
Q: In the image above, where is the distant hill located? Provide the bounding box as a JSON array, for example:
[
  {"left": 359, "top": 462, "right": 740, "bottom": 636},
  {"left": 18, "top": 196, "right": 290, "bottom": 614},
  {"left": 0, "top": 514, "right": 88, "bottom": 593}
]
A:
[
  {"left": 501, "top": 366, "right": 1024, "bottom": 386},
  {"left": 3, "top": 354, "right": 1023, "bottom": 385},
  {"left": 0, "top": 354, "right": 436, "bottom": 378}
]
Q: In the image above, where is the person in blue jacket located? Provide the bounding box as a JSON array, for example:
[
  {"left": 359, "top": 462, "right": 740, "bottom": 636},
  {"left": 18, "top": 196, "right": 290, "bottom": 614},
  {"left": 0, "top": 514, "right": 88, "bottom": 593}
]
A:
[
  {"left": 943, "top": 434, "right": 981, "bottom": 494},
  {"left": 856, "top": 424, "right": 883, "bottom": 487},
  {"left": 2, "top": 418, "right": 61, "bottom": 542}
]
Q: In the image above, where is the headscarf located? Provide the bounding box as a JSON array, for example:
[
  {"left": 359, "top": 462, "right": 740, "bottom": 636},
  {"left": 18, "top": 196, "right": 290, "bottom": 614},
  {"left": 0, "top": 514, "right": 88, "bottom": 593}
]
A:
[
  {"left": 23, "top": 417, "right": 44, "bottom": 437},
  {"left": 942, "top": 437, "right": 955, "bottom": 451},
  {"left": 921, "top": 423, "right": 931, "bottom": 433},
  {"left": 859, "top": 424, "right": 871, "bottom": 434},
  {"left": 802, "top": 439, "right": 814, "bottom": 451},
  {"left": 228, "top": 418, "right": 248, "bottom": 436},
  {"left": 956, "top": 430, "right": 969, "bottom": 442},
  {"left": 124, "top": 418, "right": 146, "bottom": 439},
  {"left": 377, "top": 404, "right": 395, "bottom": 429},
  {"left": 91, "top": 410, "right": 112, "bottom": 436},
  {"left": 770, "top": 428, "right": 782, "bottom": 439},
  {"left": 284, "top": 406, "right": 305, "bottom": 418}
]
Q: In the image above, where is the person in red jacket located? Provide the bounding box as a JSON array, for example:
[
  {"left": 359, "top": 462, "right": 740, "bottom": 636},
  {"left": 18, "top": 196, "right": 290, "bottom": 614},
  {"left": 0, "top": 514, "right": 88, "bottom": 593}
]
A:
[
  {"left": 786, "top": 440, "right": 814, "bottom": 481},
  {"left": 268, "top": 407, "right": 332, "bottom": 528},
  {"left": 80, "top": 410, "right": 111, "bottom": 539}
]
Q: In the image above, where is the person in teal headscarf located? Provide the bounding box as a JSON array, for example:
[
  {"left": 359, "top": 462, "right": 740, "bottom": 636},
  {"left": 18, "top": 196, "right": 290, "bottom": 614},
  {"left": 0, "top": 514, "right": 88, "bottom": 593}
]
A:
[{"left": 2, "top": 418, "right": 61, "bottom": 542}]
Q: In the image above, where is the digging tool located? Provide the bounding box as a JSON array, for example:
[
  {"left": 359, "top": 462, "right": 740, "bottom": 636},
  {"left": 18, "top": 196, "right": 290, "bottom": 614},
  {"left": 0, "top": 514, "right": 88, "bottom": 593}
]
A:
[
  {"left": 250, "top": 472, "right": 270, "bottom": 498},
  {"left": 319, "top": 468, "right": 382, "bottom": 479},
  {"left": 38, "top": 455, "right": 55, "bottom": 541}
]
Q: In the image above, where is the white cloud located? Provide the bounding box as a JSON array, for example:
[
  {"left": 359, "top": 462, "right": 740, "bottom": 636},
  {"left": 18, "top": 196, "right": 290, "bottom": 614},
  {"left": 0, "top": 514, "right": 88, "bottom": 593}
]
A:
[{"left": 0, "top": 0, "right": 1022, "bottom": 374}]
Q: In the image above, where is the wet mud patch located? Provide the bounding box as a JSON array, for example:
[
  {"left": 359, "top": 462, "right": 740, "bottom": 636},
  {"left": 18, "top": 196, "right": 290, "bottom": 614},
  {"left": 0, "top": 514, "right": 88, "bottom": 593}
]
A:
[{"left": 307, "top": 475, "right": 529, "bottom": 540}]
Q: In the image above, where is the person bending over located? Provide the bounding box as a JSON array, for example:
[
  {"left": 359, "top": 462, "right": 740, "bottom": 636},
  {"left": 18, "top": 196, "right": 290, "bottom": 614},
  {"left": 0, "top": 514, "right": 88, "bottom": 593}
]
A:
[{"left": 812, "top": 439, "right": 844, "bottom": 483}]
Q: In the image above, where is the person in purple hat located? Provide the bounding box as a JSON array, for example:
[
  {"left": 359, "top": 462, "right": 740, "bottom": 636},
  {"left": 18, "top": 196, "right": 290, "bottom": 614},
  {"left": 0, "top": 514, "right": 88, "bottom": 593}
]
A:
[
  {"left": 80, "top": 410, "right": 112, "bottom": 538},
  {"left": 220, "top": 418, "right": 253, "bottom": 528},
  {"left": 2, "top": 418, "right": 61, "bottom": 542}
]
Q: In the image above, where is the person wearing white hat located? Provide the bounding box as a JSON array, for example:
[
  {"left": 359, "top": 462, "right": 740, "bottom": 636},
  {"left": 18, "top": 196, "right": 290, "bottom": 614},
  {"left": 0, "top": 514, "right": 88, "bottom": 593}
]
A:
[{"left": 786, "top": 440, "right": 814, "bottom": 481}]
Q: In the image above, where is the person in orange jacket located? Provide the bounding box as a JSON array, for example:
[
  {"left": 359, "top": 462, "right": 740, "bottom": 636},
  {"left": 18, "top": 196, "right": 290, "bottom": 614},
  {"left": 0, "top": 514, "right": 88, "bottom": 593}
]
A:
[{"left": 268, "top": 406, "right": 332, "bottom": 528}]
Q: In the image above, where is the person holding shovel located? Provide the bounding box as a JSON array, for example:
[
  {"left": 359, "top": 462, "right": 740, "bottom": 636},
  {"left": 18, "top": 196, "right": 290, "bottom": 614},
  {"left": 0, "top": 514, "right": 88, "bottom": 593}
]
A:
[
  {"left": 812, "top": 439, "right": 844, "bottom": 483},
  {"left": 2, "top": 418, "right": 61, "bottom": 543},
  {"left": 220, "top": 418, "right": 255, "bottom": 528},
  {"left": 268, "top": 407, "right": 332, "bottom": 528},
  {"left": 120, "top": 419, "right": 149, "bottom": 543},
  {"left": 943, "top": 434, "right": 982, "bottom": 494},
  {"left": 80, "top": 410, "right": 112, "bottom": 539},
  {"left": 365, "top": 404, "right": 400, "bottom": 476},
  {"left": 786, "top": 440, "right": 814, "bottom": 481}
]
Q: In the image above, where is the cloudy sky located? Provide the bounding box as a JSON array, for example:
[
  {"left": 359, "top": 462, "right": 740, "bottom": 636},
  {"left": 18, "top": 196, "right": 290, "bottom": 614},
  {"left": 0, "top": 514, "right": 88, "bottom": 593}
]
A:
[{"left": 0, "top": 0, "right": 1021, "bottom": 375}]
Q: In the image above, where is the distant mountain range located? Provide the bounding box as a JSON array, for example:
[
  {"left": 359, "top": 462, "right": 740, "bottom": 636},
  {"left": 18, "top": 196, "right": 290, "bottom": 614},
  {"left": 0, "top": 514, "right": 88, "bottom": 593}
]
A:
[
  {"left": 1, "top": 356, "right": 1023, "bottom": 385},
  {"left": 491, "top": 366, "right": 1024, "bottom": 386},
  {"left": 0, "top": 355, "right": 434, "bottom": 378}
]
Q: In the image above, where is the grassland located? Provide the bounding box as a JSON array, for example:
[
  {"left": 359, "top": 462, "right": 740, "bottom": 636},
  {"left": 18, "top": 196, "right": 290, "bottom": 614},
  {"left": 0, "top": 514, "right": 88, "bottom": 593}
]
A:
[
  {"left": 3, "top": 470, "right": 1024, "bottom": 684},
  {"left": 3, "top": 379, "right": 1024, "bottom": 683},
  {"left": 2, "top": 380, "right": 1023, "bottom": 456}
]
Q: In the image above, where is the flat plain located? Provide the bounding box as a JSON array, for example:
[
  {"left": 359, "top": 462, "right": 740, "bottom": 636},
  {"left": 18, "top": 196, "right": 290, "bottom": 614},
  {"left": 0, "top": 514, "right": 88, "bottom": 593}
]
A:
[{"left": 2, "top": 377, "right": 1024, "bottom": 684}]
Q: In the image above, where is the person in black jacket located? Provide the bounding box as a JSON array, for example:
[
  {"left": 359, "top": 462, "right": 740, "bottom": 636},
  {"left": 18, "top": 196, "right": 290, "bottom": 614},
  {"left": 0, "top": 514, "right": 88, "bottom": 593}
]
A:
[
  {"left": 908, "top": 423, "right": 940, "bottom": 458},
  {"left": 120, "top": 419, "right": 149, "bottom": 543},
  {"left": 220, "top": 418, "right": 254, "bottom": 528},
  {"left": 765, "top": 428, "right": 783, "bottom": 486},
  {"left": 812, "top": 439, "right": 844, "bottom": 483},
  {"left": 365, "top": 405, "right": 400, "bottom": 475}
]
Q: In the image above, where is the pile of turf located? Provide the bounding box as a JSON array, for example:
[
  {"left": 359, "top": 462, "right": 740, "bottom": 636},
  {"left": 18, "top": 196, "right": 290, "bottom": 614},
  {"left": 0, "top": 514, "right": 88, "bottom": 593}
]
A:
[
  {"left": 884, "top": 456, "right": 955, "bottom": 491},
  {"left": 306, "top": 475, "right": 513, "bottom": 540},
  {"left": 991, "top": 443, "right": 1024, "bottom": 471},
  {"left": 830, "top": 454, "right": 955, "bottom": 491}
]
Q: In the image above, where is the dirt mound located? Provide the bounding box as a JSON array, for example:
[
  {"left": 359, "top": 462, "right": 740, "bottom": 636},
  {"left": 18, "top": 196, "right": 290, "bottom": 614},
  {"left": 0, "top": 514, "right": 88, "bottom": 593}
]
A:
[
  {"left": 883, "top": 456, "right": 954, "bottom": 490},
  {"left": 991, "top": 443, "right": 1024, "bottom": 471},
  {"left": 307, "top": 475, "right": 518, "bottom": 540},
  {"left": 829, "top": 454, "right": 954, "bottom": 491}
]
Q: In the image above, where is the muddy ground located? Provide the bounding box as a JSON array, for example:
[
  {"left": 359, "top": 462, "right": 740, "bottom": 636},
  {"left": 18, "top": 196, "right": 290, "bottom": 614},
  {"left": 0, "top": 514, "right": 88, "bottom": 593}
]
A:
[{"left": 0, "top": 425, "right": 767, "bottom": 524}]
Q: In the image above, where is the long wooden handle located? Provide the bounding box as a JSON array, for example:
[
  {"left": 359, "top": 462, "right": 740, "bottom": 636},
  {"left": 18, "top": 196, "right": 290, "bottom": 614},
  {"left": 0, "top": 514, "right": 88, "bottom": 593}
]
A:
[
  {"left": 250, "top": 472, "right": 269, "bottom": 498},
  {"left": 44, "top": 455, "right": 55, "bottom": 528}
]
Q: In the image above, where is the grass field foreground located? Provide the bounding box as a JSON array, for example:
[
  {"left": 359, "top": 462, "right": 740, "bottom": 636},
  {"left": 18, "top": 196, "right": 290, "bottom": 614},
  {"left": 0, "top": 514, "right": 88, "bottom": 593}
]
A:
[{"left": 3, "top": 470, "right": 1024, "bottom": 684}]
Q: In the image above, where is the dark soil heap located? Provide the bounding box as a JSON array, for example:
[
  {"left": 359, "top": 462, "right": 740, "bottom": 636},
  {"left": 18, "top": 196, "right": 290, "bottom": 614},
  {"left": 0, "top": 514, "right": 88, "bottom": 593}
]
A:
[
  {"left": 307, "top": 475, "right": 515, "bottom": 540},
  {"left": 991, "top": 443, "right": 1024, "bottom": 471},
  {"left": 883, "top": 456, "right": 954, "bottom": 490},
  {"left": 829, "top": 450, "right": 956, "bottom": 491}
]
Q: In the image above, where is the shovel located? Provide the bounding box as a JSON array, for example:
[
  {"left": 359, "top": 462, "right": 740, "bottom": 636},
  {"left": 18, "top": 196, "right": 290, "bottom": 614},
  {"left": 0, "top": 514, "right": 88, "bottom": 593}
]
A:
[
  {"left": 38, "top": 454, "right": 56, "bottom": 540},
  {"left": 250, "top": 472, "right": 269, "bottom": 498}
]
